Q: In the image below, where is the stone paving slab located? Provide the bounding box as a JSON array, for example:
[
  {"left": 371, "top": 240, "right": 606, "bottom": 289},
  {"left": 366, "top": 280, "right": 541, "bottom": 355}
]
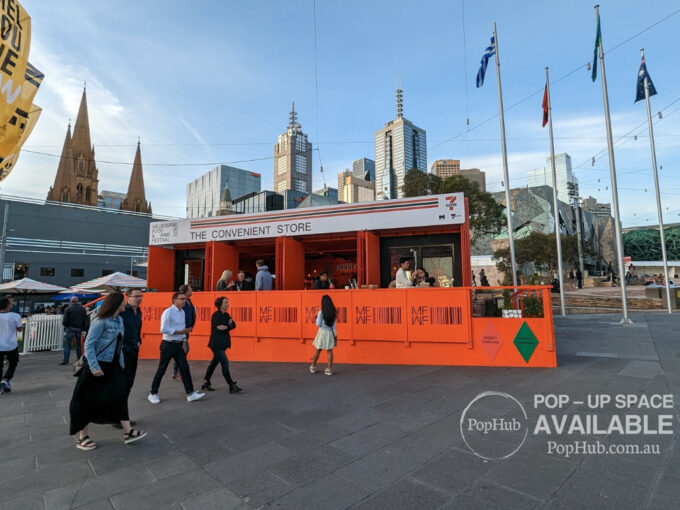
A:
[{"left": 1, "top": 312, "right": 679, "bottom": 509}]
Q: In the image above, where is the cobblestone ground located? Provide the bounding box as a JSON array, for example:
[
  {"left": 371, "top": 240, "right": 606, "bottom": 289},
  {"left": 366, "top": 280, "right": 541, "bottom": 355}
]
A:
[{"left": 1, "top": 312, "right": 678, "bottom": 509}]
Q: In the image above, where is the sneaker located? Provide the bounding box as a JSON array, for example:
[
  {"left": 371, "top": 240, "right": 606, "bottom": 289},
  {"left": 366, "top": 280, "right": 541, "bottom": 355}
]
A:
[
  {"left": 58, "top": 361, "right": 69, "bottom": 366},
  {"left": 147, "top": 393, "right": 161, "bottom": 404},
  {"left": 1, "top": 379, "right": 11, "bottom": 392},
  {"left": 187, "top": 391, "right": 205, "bottom": 402},
  {"left": 309, "top": 365, "right": 316, "bottom": 374},
  {"left": 324, "top": 368, "right": 333, "bottom": 376}
]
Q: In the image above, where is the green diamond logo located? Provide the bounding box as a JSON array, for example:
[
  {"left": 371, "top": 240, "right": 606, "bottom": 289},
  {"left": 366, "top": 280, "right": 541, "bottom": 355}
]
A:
[{"left": 513, "top": 321, "right": 538, "bottom": 363}]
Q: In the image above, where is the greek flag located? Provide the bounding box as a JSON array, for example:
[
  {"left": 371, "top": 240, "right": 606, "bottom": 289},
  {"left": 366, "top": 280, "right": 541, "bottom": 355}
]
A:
[{"left": 476, "top": 35, "right": 496, "bottom": 88}]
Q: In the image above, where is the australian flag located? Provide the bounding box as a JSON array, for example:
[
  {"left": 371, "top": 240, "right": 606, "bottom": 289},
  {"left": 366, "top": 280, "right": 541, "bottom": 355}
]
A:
[
  {"left": 476, "top": 35, "right": 496, "bottom": 88},
  {"left": 635, "top": 55, "right": 657, "bottom": 103}
]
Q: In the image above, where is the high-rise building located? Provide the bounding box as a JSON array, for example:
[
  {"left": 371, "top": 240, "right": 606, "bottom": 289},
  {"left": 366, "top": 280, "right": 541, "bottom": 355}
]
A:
[
  {"left": 98, "top": 191, "right": 126, "bottom": 210},
  {"left": 582, "top": 196, "right": 612, "bottom": 217},
  {"left": 282, "top": 189, "right": 309, "bottom": 209},
  {"left": 47, "top": 87, "right": 99, "bottom": 206},
  {"left": 338, "top": 169, "right": 375, "bottom": 203},
  {"left": 352, "top": 158, "right": 375, "bottom": 182},
  {"left": 430, "top": 159, "right": 460, "bottom": 179},
  {"left": 231, "top": 191, "right": 283, "bottom": 214},
  {"left": 460, "top": 169, "right": 486, "bottom": 192},
  {"left": 186, "top": 165, "right": 261, "bottom": 218},
  {"left": 374, "top": 90, "right": 427, "bottom": 199},
  {"left": 527, "top": 153, "right": 578, "bottom": 202},
  {"left": 274, "top": 102, "right": 313, "bottom": 194}
]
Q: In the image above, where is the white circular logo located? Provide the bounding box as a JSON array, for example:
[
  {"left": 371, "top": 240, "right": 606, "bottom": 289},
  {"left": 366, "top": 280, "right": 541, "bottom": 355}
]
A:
[{"left": 460, "top": 391, "right": 528, "bottom": 460}]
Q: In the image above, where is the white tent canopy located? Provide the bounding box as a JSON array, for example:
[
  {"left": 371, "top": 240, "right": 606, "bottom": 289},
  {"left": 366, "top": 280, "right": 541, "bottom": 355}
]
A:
[
  {"left": 73, "top": 272, "right": 147, "bottom": 292},
  {"left": 0, "top": 278, "right": 67, "bottom": 294}
]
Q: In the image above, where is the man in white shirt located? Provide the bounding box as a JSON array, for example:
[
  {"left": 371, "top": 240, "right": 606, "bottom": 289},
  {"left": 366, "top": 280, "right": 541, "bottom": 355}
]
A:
[
  {"left": 395, "top": 257, "right": 413, "bottom": 288},
  {"left": 148, "top": 292, "right": 204, "bottom": 404},
  {"left": 0, "top": 296, "right": 24, "bottom": 393}
]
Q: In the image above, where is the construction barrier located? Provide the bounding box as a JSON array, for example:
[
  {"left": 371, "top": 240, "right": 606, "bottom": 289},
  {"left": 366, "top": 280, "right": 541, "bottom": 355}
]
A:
[
  {"left": 22, "top": 314, "right": 64, "bottom": 354},
  {"left": 139, "top": 287, "right": 557, "bottom": 368}
]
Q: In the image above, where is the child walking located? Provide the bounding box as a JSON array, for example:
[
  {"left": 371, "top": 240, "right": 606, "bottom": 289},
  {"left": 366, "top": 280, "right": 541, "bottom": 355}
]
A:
[{"left": 310, "top": 295, "right": 337, "bottom": 376}]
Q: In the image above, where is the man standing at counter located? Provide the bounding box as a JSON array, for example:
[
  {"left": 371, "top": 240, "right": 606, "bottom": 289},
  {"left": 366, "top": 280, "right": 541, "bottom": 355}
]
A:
[
  {"left": 255, "top": 260, "right": 273, "bottom": 290},
  {"left": 395, "top": 257, "right": 413, "bottom": 288}
]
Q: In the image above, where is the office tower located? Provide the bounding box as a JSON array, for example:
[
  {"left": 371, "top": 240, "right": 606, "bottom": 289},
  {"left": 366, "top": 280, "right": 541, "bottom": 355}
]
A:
[
  {"left": 430, "top": 159, "right": 461, "bottom": 179},
  {"left": 273, "top": 102, "right": 313, "bottom": 194},
  {"left": 186, "top": 165, "right": 261, "bottom": 218},
  {"left": 338, "top": 169, "right": 375, "bottom": 203},
  {"left": 352, "top": 157, "right": 375, "bottom": 182},
  {"left": 527, "top": 153, "right": 578, "bottom": 202},
  {"left": 374, "top": 89, "right": 427, "bottom": 199}
]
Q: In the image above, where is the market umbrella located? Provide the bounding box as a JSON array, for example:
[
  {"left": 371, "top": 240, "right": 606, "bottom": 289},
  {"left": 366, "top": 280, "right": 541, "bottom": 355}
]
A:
[
  {"left": 73, "top": 272, "right": 147, "bottom": 292},
  {"left": 0, "top": 278, "right": 67, "bottom": 294},
  {"left": 0, "top": 278, "right": 68, "bottom": 314}
]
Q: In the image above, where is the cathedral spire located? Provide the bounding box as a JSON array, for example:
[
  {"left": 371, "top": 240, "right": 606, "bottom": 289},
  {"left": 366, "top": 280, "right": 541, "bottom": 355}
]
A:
[
  {"left": 71, "top": 87, "right": 93, "bottom": 158},
  {"left": 121, "top": 140, "right": 151, "bottom": 214},
  {"left": 47, "top": 124, "right": 75, "bottom": 202}
]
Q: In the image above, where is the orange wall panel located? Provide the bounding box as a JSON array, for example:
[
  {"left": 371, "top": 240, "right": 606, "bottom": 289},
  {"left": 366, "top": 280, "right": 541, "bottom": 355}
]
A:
[
  {"left": 301, "top": 290, "right": 352, "bottom": 340},
  {"left": 255, "top": 291, "right": 302, "bottom": 339},
  {"left": 147, "top": 246, "right": 175, "bottom": 291},
  {"left": 405, "top": 288, "right": 471, "bottom": 343},
  {"left": 350, "top": 290, "right": 407, "bottom": 341}
]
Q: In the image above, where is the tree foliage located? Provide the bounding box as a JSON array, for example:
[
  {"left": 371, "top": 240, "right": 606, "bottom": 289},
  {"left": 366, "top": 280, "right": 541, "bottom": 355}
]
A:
[
  {"left": 493, "top": 232, "right": 581, "bottom": 277},
  {"left": 403, "top": 170, "right": 505, "bottom": 243}
]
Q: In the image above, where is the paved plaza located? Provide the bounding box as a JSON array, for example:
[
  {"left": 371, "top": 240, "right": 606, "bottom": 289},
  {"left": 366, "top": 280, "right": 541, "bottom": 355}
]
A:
[{"left": 1, "top": 312, "right": 679, "bottom": 509}]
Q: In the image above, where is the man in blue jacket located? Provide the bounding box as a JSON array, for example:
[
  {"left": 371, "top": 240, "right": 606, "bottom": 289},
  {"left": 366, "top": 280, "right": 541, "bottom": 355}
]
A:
[
  {"left": 255, "top": 260, "right": 273, "bottom": 290},
  {"left": 173, "top": 284, "right": 196, "bottom": 380}
]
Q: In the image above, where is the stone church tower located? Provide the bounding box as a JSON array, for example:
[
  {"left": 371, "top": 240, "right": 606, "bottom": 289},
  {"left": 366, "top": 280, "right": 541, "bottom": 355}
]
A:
[
  {"left": 47, "top": 87, "right": 99, "bottom": 205},
  {"left": 121, "top": 141, "right": 151, "bottom": 214}
]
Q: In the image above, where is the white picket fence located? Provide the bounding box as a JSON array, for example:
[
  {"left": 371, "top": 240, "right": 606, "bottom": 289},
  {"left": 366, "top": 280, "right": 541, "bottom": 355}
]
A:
[{"left": 22, "top": 314, "right": 65, "bottom": 354}]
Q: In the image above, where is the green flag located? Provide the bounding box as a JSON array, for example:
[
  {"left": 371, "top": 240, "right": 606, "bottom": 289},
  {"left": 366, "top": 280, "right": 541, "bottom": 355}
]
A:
[{"left": 591, "top": 13, "right": 601, "bottom": 82}]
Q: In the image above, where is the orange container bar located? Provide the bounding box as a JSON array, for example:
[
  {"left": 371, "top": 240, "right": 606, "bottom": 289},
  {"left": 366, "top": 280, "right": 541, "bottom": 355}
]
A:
[{"left": 138, "top": 286, "right": 557, "bottom": 368}]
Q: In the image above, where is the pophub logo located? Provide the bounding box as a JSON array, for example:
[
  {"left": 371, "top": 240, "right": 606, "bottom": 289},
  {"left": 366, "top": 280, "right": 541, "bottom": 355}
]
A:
[{"left": 460, "top": 391, "right": 529, "bottom": 460}]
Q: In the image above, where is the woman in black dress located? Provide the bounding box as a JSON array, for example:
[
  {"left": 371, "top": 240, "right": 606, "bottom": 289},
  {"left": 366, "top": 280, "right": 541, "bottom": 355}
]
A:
[
  {"left": 69, "top": 292, "right": 147, "bottom": 450},
  {"left": 201, "top": 296, "right": 241, "bottom": 393}
]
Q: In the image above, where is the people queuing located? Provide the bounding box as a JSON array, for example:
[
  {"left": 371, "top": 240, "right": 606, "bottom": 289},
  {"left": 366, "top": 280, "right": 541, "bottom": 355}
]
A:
[
  {"left": 201, "top": 296, "right": 241, "bottom": 394},
  {"left": 0, "top": 296, "right": 23, "bottom": 393},
  {"left": 309, "top": 294, "right": 337, "bottom": 376},
  {"left": 148, "top": 291, "right": 205, "bottom": 404},
  {"left": 69, "top": 292, "right": 147, "bottom": 450}
]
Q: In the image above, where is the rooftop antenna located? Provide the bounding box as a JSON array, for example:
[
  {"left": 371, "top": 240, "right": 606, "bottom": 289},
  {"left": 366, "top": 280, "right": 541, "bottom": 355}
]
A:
[
  {"left": 289, "top": 101, "right": 298, "bottom": 128},
  {"left": 396, "top": 88, "right": 404, "bottom": 119}
]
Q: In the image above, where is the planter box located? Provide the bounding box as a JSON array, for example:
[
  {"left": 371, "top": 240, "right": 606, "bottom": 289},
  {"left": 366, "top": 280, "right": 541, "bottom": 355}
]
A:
[{"left": 502, "top": 309, "right": 523, "bottom": 318}]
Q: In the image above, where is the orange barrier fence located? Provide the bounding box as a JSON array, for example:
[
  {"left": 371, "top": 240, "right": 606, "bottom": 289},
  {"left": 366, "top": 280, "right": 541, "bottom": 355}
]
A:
[{"left": 138, "top": 287, "right": 556, "bottom": 368}]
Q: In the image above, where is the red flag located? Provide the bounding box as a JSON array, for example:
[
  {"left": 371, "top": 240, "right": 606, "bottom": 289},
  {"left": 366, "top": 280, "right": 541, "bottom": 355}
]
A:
[{"left": 542, "top": 85, "right": 549, "bottom": 127}]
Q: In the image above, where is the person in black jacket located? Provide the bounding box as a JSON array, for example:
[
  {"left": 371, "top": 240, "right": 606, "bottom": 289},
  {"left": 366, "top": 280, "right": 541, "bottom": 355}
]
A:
[
  {"left": 173, "top": 284, "right": 196, "bottom": 380},
  {"left": 59, "top": 297, "right": 88, "bottom": 365},
  {"left": 231, "top": 271, "right": 255, "bottom": 291},
  {"left": 201, "top": 296, "right": 241, "bottom": 394}
]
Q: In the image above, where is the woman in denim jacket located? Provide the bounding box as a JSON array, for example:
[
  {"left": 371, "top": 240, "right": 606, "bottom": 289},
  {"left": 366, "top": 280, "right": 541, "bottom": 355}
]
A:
[{"left": 69, "top": 292, "right": 147, "bottom": 450}]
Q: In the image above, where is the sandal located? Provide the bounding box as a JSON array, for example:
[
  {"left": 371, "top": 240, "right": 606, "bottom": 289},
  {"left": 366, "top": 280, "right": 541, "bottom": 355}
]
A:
[
  {"left": 123, "top": 428, "right": 147, "bottom": 444},
  {"left": 76, "top": 435, "right": 97, "bottom": 450}
]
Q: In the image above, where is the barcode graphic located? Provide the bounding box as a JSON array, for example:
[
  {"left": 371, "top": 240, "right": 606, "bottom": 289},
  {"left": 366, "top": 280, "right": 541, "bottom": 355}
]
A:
[
  {"left": 275, "top": 307, "right": 298, "bottom": 323},
  {"left": 198, "top": 308, "right": 211, "bottom": 321},
  {"left": 337, "top": 307, "right": 348, "bottom": 323},
  {"left": 430, "top": 306, "right": 462, "bottom": 325},
  {"left": 231, "top": 307, "right": 253, "bottom": 322},
  {"left": 373, "top": 307, "right": 402, "bottom": 324}
]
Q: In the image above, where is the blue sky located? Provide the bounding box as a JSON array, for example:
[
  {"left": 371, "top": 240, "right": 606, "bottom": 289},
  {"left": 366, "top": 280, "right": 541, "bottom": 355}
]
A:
[{"left": 5, "top": 0, "right": 679, "bottom": 227}]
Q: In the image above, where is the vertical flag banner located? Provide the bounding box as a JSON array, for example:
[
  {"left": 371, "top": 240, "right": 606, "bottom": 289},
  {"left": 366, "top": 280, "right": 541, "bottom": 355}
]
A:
[
  {"left": 0, "top": 0, "right": 43, "bottom": 182},
  {"left": 542, "top": 85, "right": 549, "bottom": 127},
  {"left": 635, "top": 55, "right": 657, "bottom": 103},
  {"left": 591, "top": 13, "right": 601, "bottom": 82},
  {"left": 476, "top": 35, "right": 496, "bottom": 88}
]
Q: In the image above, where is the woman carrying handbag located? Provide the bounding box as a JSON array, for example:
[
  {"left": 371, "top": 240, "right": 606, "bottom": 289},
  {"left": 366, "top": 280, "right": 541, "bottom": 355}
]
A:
[{"left": 69, "top": 292, "right": 147, "bottom": 450}]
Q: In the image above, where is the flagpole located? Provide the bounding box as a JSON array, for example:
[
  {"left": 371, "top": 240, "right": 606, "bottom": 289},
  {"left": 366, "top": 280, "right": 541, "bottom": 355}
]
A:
[
  {"left": 595, "top": 5, "right": 631, "bottom": 324},
  {"left": 545, "top": 67, "right": 566, "bottom": 316},
  {"left": 494, "top": 22, "right": 518, "bottom": 287},
  {"left": 641, "top": 48, "right": 672, "bottom": 314}
]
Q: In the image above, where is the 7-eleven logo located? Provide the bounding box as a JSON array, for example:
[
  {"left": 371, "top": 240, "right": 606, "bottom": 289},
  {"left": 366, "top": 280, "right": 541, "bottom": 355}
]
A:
[{"left": 445, "top": 196, "right": 457, "bottom": 211}]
